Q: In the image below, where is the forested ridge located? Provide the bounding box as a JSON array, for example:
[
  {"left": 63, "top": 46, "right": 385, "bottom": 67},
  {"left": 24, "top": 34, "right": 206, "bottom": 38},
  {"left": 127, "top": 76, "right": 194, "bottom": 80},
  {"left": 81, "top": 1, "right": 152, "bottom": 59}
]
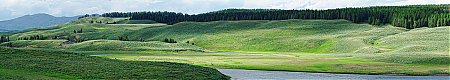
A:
[{"left": 94, "top": 4, "right": 450, "bottom": 29}]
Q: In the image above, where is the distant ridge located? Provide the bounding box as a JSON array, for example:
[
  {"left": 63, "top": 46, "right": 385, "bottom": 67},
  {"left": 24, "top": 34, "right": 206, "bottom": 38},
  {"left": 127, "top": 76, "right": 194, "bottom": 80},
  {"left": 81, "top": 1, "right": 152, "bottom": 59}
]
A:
[
  {"left": 0, "top": 13, "right": 78, "bottom": 31},
  {"left": 0, "top": 29, "right": 13, "bottom": 32}
]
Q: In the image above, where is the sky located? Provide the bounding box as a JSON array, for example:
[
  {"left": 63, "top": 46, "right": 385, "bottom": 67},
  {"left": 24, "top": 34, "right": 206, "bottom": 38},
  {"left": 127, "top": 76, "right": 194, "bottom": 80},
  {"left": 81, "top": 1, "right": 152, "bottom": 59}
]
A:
[{"left": 0, "top": 0, "right": 448, "bottom": 21}]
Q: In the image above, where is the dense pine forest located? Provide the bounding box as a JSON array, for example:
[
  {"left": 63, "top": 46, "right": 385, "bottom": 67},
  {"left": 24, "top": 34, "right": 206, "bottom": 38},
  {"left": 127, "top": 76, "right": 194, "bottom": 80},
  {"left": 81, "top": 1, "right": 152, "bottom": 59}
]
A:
[{"left": 93, "top": 5, "right": 450, "bottom": 29}]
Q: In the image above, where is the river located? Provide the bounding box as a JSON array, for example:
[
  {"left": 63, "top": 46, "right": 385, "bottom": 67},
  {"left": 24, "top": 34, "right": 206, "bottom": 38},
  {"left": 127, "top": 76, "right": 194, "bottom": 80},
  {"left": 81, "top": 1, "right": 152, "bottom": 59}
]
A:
[{"left": 218, "top": 69, "right": 450, "bottom": 80}]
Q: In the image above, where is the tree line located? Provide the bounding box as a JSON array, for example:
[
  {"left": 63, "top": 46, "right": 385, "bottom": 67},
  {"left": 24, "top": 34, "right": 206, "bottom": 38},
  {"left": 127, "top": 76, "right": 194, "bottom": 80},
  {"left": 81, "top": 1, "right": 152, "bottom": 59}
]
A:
[{"left": 94, "top": 5, "right": 450, "bottom": 29}]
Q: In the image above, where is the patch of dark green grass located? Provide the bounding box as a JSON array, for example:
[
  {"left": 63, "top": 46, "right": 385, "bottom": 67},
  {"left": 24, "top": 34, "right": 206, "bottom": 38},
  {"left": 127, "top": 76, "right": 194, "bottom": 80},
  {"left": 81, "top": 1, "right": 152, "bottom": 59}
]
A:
[{"left": 0, "top": 47, "right": 229, "bottom": 79}]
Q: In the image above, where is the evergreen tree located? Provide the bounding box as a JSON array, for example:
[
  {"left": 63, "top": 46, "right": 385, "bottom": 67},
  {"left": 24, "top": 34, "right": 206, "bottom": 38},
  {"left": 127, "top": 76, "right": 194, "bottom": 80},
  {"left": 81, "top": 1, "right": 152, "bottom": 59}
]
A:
[{"left": 98, "top": 4, "right": 450, "bottom": 29}]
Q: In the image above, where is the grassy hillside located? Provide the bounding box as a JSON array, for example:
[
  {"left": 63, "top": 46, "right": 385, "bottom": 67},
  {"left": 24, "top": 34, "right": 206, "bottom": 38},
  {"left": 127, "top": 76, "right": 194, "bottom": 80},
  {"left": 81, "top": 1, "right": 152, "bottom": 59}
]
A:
[
  {"left": 1, "top": 40, "right": 202, "bottom": 51},
  {"left": 8, "top": 18, "right": 448, "bottom": 54},
  {"left": 375, "top": 27, "right": 449, "bottom": 53},
  {"left": 64, "top": 40, "right": 202, "bottom": 51},
  {"left": 3, "top": 17, "right": 450, "bottom": 76},
  {"left": 125, "top": 19, "right": 404, "bottom": 53},
  {"left": 0, "top": 40, "right": 66, "bottom": 48},
  {"left": 10, "top": 19, "right": 165, "bottom": 41},
  {"left": 0, "top": 47, "right": 229, "bottom": 79}
]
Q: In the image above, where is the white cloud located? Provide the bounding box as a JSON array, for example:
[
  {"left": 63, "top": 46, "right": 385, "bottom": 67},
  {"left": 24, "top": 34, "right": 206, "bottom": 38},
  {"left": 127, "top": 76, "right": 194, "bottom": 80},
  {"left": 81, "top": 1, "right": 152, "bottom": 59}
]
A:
[
  {"left": 242, "top": 0, "right": 412, "bottom": 9},
  {"left": 383, "top": 0, "right": 450, "bottom": 6},
  {"left": 243, "top": 0, "right": 315, "bottom": 9},
  {"left": 48, "top": 7, "right": 63, "bottom": 15},
  {"left": 0, "top": 0, "right": 447, "bottom": 20}
]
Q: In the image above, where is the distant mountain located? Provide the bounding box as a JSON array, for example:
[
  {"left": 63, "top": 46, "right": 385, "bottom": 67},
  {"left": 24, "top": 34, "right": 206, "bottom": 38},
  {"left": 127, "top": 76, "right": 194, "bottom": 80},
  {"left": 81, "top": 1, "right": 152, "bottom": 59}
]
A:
[
  {"left": 0, "top": 13, "right": 78, "bottom": 31},
  {"left": 0, "top": 29, "right": 11, "bottom": 32}
]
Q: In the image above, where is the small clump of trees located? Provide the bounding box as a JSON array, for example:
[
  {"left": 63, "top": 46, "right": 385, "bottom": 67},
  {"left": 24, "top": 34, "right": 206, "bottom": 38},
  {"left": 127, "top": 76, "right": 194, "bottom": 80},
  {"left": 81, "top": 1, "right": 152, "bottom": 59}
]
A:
[
  {"left": 163, "top": 38, "right": 177, "bottom": 43},
  {"left": 118, "top": 36, "right": 129, "bottom": 41},
  {"left": 0, "top": 36, "right": 10, "bottom": 43},
  {"left": 139, "top": 38, "right": 145, "bottom": 42},
  {"left": 117, "top": 36, "right": 148, "bottom": 42},
  {"left": 17, "top": 35, "right": 47, "bottom": 40},
  {"left": 79, "top": 14, "right": 96, "bottom": 19},
  {"left": 1, "top": 36, "right": 13, "bottom": 47},
  {"left": 74, "top": 28, "right": 83, "bottom": 33}
]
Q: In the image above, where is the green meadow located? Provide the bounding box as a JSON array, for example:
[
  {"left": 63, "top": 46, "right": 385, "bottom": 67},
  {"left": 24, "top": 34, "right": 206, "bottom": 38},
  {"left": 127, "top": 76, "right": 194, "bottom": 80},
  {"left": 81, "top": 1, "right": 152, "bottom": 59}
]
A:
[
  {"left": 94, "top": 52, "right": 449, "bottom": 76},
  {"left": 2, "top": 17, "right": 449, "bottom": 77},
  {"left": 0, "top": 47, "right": 229, "bottom": 79}
]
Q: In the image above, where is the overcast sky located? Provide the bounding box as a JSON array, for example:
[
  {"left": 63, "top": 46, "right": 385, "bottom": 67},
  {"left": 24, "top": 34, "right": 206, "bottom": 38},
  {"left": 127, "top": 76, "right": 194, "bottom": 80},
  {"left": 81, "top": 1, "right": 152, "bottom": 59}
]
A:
[{"left": 0, "top": 0, "right": 448, "bottom": 21}]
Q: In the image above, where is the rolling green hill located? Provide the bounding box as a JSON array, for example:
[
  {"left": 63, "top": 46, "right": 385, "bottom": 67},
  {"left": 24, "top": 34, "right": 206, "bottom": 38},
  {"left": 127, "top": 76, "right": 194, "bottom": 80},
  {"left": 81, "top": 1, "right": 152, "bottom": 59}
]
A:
[
  {"left": 375, "top": 27, "right": 449, "bottom": 53},
  {"left": 6, "top": 17, "right": 449, "bottom": 54},
  {"left": 2, "top": 17, "right": 449, "bottom": 76},
  {"left": 0, "top": 40, "right": 202, "bottom": 51},
  {"left": 64, "top": 40, "right": 202, "bottom": 51},
  {"left": 126, "top": 19, "right": 377, "bottom": 53},
  {"left": 0, "top": 47, "right": 229, "bottom": 79},
  {"left": 9, "top": 18, "right": 165, "bottom": 41},
  {"left": 0, "top": 40, "right": 66, "bottom": 48},
  {"left": 120, "top": 19, "right": 425, "bottom": 53}
]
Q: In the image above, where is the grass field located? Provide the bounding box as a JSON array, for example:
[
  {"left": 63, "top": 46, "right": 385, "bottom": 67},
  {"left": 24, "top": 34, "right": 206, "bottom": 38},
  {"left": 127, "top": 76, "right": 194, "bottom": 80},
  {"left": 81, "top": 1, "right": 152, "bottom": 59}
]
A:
[
  {"left": 87, "top": 51, "right": 449, "bottom": 76},
  {"left": 10, "top": 19, "right": 400, "bottom": 53},
  {"left": 0, "top": 68, "right": 72, "bottom": 79},
  {"left": 64, "top": 40, "right": 202, "bottom": 51},
  {"left": 0, "top": 40, "right": 66, "bottom": 48},
  {"left": 375, "top": 27, "right": 449, "bottom": 53},
  {"left": 125, "top": 19, "right": 380, "bottom": 53},
  {"left": 9, "top": 19, "right": 447, "bottom": 54},
  {"left": 0, "top": 47, "right": 230, "bottom": 79},
  {"left": 9, "top": 17, "right": 165, "bottom": 40},
  {"left": 0, "top": 40, "right": 202, "bottom": 51},
  {"left": 3, "top": 17, "right": 449, "bottom": 76}
]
